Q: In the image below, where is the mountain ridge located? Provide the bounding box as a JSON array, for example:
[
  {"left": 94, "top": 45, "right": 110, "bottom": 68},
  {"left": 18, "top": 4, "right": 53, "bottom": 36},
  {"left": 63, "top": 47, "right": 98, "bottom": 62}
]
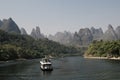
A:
[
  {"left": 48, "top": 25, "right": 120, "bottom": 46},
  {"left": 0, "top": 18, "right": 120, "bottom": 46}
]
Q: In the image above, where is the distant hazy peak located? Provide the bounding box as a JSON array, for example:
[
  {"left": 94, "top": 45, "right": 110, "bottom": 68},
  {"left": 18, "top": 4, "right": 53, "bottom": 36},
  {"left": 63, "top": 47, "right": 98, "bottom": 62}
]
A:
[
  {"left": 36, "top": 26, "right": 40, "bottom": 30},
  {"left": 99, "top": 28, "right": 103, "bottom": 31},
  {"left": 21, "top": 28, "right": 27, "bottom": 35},
  {"left": 36, "top": 26, "right": 41, "bottom": 35},
  {"left": 116, "top": 26, "right": 120, "bottom": 33},
  {"left": 108, "top": 24, "right": 114, "bottom": 30},
  {"left": 8, "top": 17, "right": 12, "bottom": 20},
  {"left": 116, "top": 26, "right": 120, "bottom": 39},
  {"left": 102, "top": 24, "right": 118, "bottom": 40},
  {"left": 116, "top": 26, "right": 120, "bottom": 29},
  {"left": 78, "top": 28, "right": 92, "bottom": 35},
  {"left": 30, "top": 27, "right": 44, "bottom": 39},
  {"left": 31, "top": 28, "right": 36, "bottom": 34},
  {"left": 2, "top": 19, "right": 7, "bottom": 22}
]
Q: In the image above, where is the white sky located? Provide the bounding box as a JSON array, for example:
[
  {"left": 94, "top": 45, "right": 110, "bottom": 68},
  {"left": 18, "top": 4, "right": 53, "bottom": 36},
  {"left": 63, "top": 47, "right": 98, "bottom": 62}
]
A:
[{"left": 0, "top": 0, "right": 120, "bottom": 35}]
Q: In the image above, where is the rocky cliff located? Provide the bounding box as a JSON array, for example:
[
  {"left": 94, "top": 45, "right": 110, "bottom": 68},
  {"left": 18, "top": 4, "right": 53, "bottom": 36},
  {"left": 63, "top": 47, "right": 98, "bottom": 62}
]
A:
[
  {"left": 91, "top": 27, "right": 103, "bottom": 40},
  {"left": 20, "top": 28, "right": 27, "bottom": 35},
  {"left": 116, "top": 26, "right": 120, "bottom": 39},
  {"left": 0, "top": 18, "right": 20, "bottom": 34},
  {"left": 102, "top": 24, "right": 118, "bottom": 41},
  {"left": 30, "top": 26, "right": 44, "bottom": 39}
]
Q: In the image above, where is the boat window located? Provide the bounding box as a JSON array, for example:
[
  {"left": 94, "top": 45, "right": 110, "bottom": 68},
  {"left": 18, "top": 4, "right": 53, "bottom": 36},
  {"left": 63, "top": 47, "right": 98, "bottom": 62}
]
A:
[{"left": 43, "top": 59, "right": 50, "bottom": 62}]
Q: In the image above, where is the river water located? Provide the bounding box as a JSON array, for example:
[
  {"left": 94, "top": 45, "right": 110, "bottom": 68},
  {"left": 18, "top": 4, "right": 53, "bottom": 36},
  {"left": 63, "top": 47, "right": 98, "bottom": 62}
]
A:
[{"left": 0, "top": 56, "right": 120, "bottom": 80}]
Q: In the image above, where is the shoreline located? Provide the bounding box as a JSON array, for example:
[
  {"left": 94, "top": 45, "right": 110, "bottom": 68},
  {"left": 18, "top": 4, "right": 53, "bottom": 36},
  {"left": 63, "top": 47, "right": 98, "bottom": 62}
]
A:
[{"left": 84, "top": 56, "right": 120, "bottom": 60}]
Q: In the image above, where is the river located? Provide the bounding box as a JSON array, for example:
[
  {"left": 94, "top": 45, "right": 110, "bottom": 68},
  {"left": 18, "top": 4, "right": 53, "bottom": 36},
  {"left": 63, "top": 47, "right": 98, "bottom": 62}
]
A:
[{"left": 0, "top": 56, "right": 120, "bottom": 80}]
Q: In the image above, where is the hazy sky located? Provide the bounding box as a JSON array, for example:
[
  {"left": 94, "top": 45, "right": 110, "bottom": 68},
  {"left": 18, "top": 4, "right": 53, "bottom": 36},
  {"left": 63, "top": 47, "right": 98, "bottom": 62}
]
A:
[{"left": 0, "top": 0, "right": 120, "bottom": 35}]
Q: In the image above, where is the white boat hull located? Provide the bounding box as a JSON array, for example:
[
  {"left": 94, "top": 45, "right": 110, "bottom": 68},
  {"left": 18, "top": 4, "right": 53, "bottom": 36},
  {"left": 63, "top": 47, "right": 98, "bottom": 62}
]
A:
[{"left": 40, "top": 58, "right": 53, "bottom": 71}]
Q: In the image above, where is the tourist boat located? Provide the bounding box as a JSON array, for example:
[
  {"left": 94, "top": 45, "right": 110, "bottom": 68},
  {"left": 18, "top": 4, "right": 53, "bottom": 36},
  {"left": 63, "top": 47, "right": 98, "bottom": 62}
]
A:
[{"left": 40, "top": 57, "right": 53, "bottom": 71}]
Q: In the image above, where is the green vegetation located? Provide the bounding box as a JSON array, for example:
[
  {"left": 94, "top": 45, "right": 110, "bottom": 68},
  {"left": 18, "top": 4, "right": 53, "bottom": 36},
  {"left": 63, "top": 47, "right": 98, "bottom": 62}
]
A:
[
  {"left": 85, "top": 40, "right": 120, "bottom": 58},
  {"left": 0, "top": 30, "right": 81, "bottom": 61}
]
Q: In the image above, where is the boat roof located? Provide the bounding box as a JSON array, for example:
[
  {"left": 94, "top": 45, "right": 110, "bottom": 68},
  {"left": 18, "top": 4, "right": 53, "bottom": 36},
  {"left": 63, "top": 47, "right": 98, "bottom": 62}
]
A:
[
  {"left": 40, "top": 58, "right": 52, "bottom": 65},
  {"left": 40, "top": 61, "right": 51, "bottom": 65},
  {"left": 42, "top": 58, "right": 51, "bottom": 61}
]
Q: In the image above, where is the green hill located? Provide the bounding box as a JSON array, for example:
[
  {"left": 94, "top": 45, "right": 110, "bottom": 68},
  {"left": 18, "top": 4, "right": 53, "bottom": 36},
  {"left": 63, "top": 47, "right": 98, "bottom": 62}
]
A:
[
  {"left": 0, "top": 30, "right": 81, "bottom": 61},
  {"left": 85, "top": 40, "right": 120, "bottom": 58}
]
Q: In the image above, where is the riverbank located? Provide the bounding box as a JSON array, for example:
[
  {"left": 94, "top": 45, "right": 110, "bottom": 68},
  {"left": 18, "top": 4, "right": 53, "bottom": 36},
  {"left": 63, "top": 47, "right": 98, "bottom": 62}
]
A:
[{"left": 84, "top": 56, "right": 120, "bottom": 60}]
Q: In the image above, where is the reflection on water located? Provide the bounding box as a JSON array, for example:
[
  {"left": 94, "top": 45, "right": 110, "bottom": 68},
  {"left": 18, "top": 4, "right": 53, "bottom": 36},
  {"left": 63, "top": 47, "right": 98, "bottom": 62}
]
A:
[
  {"left": 0, "top": 56, "right": 120, "bottom": 80},
  {"left": 41, "top": 71, "right": 52, "bottom": 76}
]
